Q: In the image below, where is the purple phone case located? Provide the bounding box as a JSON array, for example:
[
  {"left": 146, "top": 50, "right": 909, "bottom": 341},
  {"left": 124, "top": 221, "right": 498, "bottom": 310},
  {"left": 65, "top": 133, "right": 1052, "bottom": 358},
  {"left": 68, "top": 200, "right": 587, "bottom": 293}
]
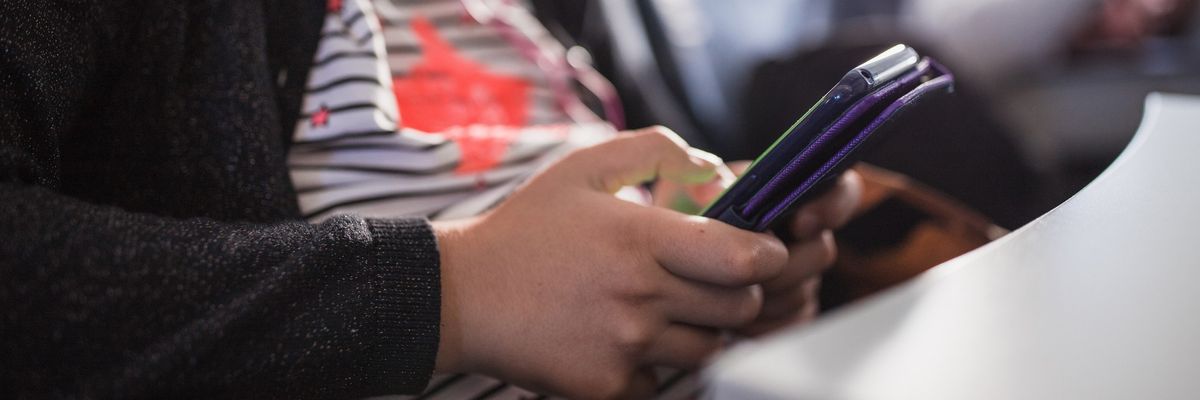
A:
[
  {"left": 752, "top": 64, "right": 954, "bottom": 230},
  {"left": 741, "top": 60, "right": 937, "bottom": 217}
]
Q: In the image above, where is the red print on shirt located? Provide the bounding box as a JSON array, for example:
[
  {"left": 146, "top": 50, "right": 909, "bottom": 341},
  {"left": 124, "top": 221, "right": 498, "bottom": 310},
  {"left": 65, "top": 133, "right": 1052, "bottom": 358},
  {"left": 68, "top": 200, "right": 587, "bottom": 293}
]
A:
[
  {"left": 392, "top": 16, "right": 531, "bottom": 173},
  {"left": 311, "top": 104, "right": 331, "bottom": 128},
  {"left": 327, "top": 0, "right": 343, "bottom": 13}
]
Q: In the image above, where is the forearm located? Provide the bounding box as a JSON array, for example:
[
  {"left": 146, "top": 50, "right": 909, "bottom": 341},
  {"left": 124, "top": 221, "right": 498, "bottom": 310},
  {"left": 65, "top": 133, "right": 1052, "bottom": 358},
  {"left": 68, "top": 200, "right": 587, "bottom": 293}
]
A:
[{"left": 1, "top": 184, "right": 440, "bottom": 399}]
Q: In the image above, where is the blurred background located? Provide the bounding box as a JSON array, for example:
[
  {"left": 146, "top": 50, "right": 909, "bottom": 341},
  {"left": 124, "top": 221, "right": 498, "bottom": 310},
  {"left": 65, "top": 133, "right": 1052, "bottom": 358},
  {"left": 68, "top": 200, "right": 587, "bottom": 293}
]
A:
[{"left": 532, "top": 0, "right": 1200, "bottom": 230}]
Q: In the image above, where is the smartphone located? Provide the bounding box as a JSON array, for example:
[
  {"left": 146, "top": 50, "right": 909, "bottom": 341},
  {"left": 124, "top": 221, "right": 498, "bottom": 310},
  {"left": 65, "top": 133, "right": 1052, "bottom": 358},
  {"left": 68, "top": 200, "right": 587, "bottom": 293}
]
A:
[{"left": 701, "top": 45, "right": 952, "bottom": 232}]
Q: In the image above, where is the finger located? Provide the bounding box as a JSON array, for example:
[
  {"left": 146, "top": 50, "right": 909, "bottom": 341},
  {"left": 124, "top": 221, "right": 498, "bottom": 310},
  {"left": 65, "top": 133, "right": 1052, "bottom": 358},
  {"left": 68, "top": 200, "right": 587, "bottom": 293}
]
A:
[
  {"left": 641, "top": 324, "right": 724, "bottom": 369},
  {"left": 759, "top": 277, "right": 822, "bottom": 321},
  {"left": 792, "top": 170, "right": 864, "bottom": 239},
  {"left": 658, "top": 278, "right": 763, "bottom": 328},
  {"left": 652, "top": 159, "right": 736, "bottom": 211},
  {"left": 689, "top": 160, "right": 744, "bottom": 206},
  {"left": 683, "top": 160, "right": 741, "bottom": 207},
  {"left": 651, "top": 178, "right": 684, "bottom": 209},
  {"left": 565, "top": 126, "right": 725, "bottom": 193},
  {"left": 761, "top": 231, "right": 837, "bottom": 294},
  {"left": 740, "top": 279, "right": 822, "bottom": 337},
  {"left": 637, "top": 206, "right": 789, "bottom": 287}
]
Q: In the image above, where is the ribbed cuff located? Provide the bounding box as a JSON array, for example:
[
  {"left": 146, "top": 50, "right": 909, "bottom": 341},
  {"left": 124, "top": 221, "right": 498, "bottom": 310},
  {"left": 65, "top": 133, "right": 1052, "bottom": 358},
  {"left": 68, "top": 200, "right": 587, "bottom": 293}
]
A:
[{"left": 363, "top": 218, "right": 441, "bottom": 394}]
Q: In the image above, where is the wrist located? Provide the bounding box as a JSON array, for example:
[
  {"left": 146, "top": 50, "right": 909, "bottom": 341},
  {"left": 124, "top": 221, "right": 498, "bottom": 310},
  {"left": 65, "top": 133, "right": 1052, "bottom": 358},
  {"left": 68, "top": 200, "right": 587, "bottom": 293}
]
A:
[{"left": 431, "top": 218, "right": 475, "bottom": 374}]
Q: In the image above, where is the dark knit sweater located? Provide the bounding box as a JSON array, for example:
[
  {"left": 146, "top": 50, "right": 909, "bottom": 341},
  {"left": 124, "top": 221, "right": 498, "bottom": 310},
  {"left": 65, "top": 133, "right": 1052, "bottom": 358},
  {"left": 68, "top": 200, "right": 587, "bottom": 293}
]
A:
[{"left": 0, "top": 1, "right": 441, "bottom": 398}]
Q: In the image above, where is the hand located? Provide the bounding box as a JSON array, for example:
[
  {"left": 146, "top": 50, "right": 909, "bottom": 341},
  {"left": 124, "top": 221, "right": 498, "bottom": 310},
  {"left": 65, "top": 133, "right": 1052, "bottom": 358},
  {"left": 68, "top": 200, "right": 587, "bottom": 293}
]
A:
[
  {"left": 432, "top": 127, "right": 790, "bottom": 399},
  {"left": 653, "top": 162, "right": 863, "bottom": 336},
  {"left": 739, "top": 170, "right": 862, "bottom": 336}
]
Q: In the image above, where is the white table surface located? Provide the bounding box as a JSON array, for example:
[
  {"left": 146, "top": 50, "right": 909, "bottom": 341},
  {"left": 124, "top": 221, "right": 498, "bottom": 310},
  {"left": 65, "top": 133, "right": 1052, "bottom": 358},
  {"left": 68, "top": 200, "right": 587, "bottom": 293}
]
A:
[{"left": 705, "top": 93, "right": 1200, "bottom": 400}]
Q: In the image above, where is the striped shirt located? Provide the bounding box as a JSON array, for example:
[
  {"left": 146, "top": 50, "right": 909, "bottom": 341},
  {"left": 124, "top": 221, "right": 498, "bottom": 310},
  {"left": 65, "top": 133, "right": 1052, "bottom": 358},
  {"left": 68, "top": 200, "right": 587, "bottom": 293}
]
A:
[{"left": 291, "top": 0, "right": 612, "bottom": 223}]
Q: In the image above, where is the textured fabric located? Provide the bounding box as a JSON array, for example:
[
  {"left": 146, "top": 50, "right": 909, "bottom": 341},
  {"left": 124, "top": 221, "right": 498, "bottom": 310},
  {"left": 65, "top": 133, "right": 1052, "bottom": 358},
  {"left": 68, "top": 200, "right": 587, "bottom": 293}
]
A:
[
  {"left": 296, "top": 0, "right": 403, "bottom": 144},
  {"left": 0, "top": 0, "right": 442, "bottom": 398}
]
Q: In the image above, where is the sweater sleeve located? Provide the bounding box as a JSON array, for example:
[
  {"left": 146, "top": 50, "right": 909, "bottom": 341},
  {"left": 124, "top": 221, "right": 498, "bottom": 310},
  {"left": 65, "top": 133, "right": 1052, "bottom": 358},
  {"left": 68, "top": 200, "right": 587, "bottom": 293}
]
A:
[
  {"left": 0, "top": 1, "right": 441, "bottom": 399},
  {"left": 1, "top": 183, "right": 442, "bottom": 399}
]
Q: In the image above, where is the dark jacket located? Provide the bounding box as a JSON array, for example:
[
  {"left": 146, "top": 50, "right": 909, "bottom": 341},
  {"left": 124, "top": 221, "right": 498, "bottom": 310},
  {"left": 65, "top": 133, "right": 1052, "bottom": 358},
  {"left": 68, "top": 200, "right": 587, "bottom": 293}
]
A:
[{"left": 0, "top": 1, "right": 440, "bottom": 398}]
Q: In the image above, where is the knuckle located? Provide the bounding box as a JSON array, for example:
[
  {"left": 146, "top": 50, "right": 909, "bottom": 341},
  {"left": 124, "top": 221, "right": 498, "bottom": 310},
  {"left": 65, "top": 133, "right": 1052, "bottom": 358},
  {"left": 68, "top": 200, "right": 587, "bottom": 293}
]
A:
[
  {"left": 637, "top": 127, "right": 682, "bottom": 149},
  {"left": 611, "top": 250, "right": 662, "bottom": 301},
  {"left": 765, "top": 238, "right": 791, "bottom": 269},
  {"left": 558, "top": 145, "right": 598, "bottom": 170},
  {"left": 612, "top": 317, "right": 655, "bottom": 351},
  {"left": 612, "top": 205, "right": 640, "bottom": 231},
  {"left": 642, "top": 124, "right": 673, "bottom": 136},
  {"left": 620, "top": 272, "right": 661, "bottom": 302}
]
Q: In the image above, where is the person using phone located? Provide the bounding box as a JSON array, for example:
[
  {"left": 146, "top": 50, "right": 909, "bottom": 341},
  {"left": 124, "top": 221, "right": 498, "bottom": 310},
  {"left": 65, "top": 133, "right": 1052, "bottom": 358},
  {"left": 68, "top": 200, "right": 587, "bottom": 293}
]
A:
[{"left": 0, "top": 1, "right": 860, "bottom": 399}]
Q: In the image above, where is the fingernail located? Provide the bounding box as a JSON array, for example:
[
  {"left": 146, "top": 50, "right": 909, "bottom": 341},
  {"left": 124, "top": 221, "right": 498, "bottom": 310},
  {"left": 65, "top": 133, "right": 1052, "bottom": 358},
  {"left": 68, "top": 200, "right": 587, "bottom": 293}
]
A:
[
  {"left": 716, "top": 164, "right": 738, "bottom": 187},
  {"left": 686, "top": 148, "right": 723, "bottom": 178}
]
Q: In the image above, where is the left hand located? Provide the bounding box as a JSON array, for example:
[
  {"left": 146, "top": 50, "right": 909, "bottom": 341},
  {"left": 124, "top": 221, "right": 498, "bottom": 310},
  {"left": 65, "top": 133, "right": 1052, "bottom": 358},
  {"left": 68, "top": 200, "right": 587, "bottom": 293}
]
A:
[{"left": 652, "top": 161, "right": 863, "bottom": 336}]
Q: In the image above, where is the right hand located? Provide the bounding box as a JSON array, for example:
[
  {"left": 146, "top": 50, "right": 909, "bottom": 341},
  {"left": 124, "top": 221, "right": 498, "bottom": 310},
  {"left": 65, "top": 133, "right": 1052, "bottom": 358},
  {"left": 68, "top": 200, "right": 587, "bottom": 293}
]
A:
[{"left": 432, "top": 127, "right": 790, "bottom": 399}]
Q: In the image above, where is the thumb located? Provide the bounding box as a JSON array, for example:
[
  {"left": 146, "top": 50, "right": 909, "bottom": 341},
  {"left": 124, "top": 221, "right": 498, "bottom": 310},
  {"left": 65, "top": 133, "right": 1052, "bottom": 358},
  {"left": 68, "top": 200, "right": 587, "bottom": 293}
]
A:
[{"left": 567, "top": 126, "right": 723, "bottom": 193}]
